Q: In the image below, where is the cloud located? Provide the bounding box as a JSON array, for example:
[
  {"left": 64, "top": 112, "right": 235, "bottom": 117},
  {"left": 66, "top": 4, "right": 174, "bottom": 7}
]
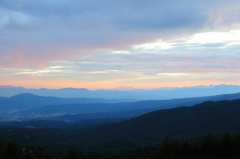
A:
[
  {"left": 1, "top": 0, "right": 240, "bottom": 68},
  {"left": 1, "top": 0, "right": 240, "bottom": 89}
]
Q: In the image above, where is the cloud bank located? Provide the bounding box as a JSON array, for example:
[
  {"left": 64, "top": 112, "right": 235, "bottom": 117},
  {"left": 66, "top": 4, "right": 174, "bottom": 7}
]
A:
[{"left": 1, "top": 0, "right": 240, "bottom": 89}]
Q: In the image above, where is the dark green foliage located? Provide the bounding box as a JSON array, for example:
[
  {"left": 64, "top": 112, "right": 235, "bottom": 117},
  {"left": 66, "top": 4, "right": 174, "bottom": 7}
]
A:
[
  {"left": 63, "top": 147, "right": 78, "bottom": 159},
  {"left": 5, "top": 141, "right": 23, "bottom": 159},
  {"left": 0, "top": 132, "right": 240, "bottom": 158},
  {"left": 2, "top": 99, "right": 240, "bottom": 149},
  {"left": 78, "top": 132, "right": 240, "bottom": 159},
  {"left": 0, "top": 118, "right": 129, "bottom": 130},
  {"left": 68, "top": 99, "right": 240, "bottom": 146},
  {"left": 1, "top": 98, "right": 240, "bottom": 158},
  {"left": 0, "top": 140, "right": 7, "bottom": 159}
]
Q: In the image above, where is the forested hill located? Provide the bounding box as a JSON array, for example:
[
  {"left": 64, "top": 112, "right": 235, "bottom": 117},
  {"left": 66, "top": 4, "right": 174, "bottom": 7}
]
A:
[
  {"left": 70, "top": 99, "right": 240, "bottom": 146},
  {"left": 1, "top": 99, "right": 240, "bottom": 149}
]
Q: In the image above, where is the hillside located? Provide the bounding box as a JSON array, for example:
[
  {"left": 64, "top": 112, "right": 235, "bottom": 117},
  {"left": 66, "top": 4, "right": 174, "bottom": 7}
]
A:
[
  {"left": 51, "top": 109, "right": 148, "bottom": 121},
  {"left": 0, "top": 118, "right": 127, "bottom": 129},
  {"left": 1, "top": 99, "right": 240, "bottom": 149},
  {"left": 69, "top": 99, "right": 240, "bottom": 147}
]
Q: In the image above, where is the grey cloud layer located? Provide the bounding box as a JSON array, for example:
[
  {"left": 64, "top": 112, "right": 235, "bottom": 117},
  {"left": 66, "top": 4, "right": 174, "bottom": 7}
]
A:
[
  {"left": 1, "top": 1, "right": 238, "bottom": 44},
  {"left": 1, "top": 0, "right": 240, "bottom": 74}
]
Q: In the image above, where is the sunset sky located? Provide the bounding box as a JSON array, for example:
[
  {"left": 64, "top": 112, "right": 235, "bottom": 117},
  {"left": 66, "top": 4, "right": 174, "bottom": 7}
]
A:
[{"left": 1, "top": 0, "right": 240, "bottom": 90}]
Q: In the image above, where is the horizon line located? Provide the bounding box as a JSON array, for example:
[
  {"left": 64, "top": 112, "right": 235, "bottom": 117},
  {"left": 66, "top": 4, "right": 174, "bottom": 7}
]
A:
[{"left": 0, "top": 84, "right": 239, "bottom": 91}]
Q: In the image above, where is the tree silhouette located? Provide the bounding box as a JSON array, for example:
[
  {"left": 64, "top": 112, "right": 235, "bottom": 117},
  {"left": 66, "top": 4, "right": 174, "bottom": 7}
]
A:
[
  {"left": 63, "top": 147, "right": 78, "bottom": 159},
  {"left": 5, "top": 141, "right": 23, "bottom": 159}
]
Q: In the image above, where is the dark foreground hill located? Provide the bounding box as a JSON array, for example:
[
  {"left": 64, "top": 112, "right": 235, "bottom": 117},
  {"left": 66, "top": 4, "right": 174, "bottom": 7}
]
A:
[
  {"left": 0, "top": 118, "right": 127, "bottom": 129},
  {"left": 69, "top": 99, "right": 240, "bottom": 147},
  {"left": 1, "top": 131, "right": 240, "bottom": 159},
  {"left": 1, "top": 99, "right": 240, "bottom": 149}
]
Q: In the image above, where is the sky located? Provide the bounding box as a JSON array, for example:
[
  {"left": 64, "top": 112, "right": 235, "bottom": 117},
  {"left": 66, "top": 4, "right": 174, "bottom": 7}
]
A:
[{"left": 1, "top": 0, "right": 240, "bottom": 90}]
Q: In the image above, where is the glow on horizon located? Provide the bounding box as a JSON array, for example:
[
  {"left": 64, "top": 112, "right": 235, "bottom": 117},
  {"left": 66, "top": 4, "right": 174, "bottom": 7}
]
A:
[
  {"left": 2, "top": 28, "right": 240, "bottom": 89},
  {"left": 1, "top": 73, "right": 240, "bottom": 90}
]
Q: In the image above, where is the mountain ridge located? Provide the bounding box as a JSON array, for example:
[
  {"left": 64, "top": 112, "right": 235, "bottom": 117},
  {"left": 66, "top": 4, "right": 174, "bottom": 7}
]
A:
[
  {"left": 1, "top": 84, "right": 240, "bottom": 100},
  {"left": 20, "top": 91, "right": 240, "bottom": 116},
  {"left": 0, "top": 93, "right": 135, "bottom": 110}
]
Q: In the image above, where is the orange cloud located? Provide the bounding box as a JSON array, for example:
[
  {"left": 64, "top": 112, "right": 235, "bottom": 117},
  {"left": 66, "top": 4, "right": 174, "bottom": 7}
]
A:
[{"left": 0, "top": 44, "right": 88, "bottom": 68}]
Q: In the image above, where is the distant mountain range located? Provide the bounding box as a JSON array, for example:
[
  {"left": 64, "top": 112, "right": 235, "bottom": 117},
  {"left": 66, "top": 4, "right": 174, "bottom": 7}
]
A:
[
  {"left": 1, "top": 84, "right": 240, "bottom": 100},
  {"left": 0, "top": 90, "right": 238, "bottom": 122},
  {"left": 0, "top": 93, "right": 135, "bottom": 110},
  {"left": 19, "top": 91, "right": 240, "bottom": 120}
]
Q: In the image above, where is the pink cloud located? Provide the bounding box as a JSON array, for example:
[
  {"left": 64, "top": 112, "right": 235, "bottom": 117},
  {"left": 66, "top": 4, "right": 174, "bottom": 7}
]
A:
[{"left": 0, "top": 44, "right": 97, "bottom": 68}]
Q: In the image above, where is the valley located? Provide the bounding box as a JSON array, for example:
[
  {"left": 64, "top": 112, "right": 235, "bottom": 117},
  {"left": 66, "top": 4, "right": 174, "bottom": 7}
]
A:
[{"left": 1, "top": 88, "right": 240, "bottom": 158}]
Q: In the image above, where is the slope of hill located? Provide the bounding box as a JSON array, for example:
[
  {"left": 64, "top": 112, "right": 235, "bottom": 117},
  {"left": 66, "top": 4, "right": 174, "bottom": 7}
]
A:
[
  {"left": 51, "top": 109, "right": 148, "bottom": 121},
  {"left": 1, "top": 99, "right": 240, "bottom": 149},
  {"left": 0, "top": 118, "right": 127, "bottom": 129},
  {"left": 69, "top": 99, "right": 240, "bottom": 147}
]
